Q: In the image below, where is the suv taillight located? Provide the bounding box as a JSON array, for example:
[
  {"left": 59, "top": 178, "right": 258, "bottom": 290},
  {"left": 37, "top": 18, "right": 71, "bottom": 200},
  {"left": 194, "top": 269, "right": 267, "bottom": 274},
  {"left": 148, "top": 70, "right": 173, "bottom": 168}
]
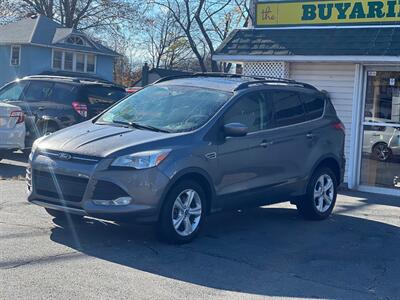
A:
[
  {"left": 332, "top": 121, "right": 345, "bottom": 132},
  {"left": 10, "top": 110, "right": 25, "bottom": 124},
  {"left": 72, "top": 101, "right": 88, "bottom": 118}
]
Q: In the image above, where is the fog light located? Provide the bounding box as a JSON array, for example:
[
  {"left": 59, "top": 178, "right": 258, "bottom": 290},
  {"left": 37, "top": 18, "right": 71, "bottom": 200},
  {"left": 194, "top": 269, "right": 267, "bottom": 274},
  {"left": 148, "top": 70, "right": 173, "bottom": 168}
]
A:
[
  {"left": 112, "top": 197, "right": 132, "bottom": 206},
  {"left": 93, "top": 197, "right": 132, "bottom": 206}
]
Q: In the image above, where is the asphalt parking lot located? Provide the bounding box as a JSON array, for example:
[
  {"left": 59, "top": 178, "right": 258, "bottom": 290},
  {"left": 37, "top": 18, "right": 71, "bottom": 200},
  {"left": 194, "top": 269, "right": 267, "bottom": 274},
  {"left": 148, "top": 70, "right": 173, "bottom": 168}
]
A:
[{"left": 1, "top": 154, "right": 400, "bottom": 299}]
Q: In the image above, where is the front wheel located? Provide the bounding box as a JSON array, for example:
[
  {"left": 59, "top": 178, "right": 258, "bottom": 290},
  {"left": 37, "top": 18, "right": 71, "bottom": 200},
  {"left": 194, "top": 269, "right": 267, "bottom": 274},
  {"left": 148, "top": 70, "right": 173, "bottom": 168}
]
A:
[
  {"left": 158, "top": 180, "right": 205, "bottom": 244},
  {"left": 372, "top": 142, "right": 392, "bottom": 161},
  {"left": 297, "top": 167, "right": 337, "bottom": 220}
]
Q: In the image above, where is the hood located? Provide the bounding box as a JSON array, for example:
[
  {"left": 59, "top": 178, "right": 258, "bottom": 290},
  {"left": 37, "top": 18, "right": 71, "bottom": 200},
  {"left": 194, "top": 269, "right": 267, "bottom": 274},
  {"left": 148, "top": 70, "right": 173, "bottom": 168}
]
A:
[{"left": 38, "top": 121, "right": 177, "bottom": 157}]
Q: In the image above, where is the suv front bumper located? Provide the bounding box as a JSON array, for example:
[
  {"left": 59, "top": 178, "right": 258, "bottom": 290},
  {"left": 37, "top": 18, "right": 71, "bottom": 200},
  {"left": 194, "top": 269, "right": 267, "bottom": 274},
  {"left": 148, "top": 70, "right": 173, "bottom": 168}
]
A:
[{"left": 27, "top": 151, "right": 170, "bottom": 223}]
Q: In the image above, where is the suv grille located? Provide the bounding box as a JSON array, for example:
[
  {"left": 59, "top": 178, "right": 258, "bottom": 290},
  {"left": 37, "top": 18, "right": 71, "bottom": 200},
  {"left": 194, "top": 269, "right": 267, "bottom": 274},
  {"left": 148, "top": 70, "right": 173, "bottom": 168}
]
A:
[
  {"left": 39, "top": 150, "right": 100, "bottom": 164},
  {"left": 33, "top": 170, "right": 88, "bottom": 203}
]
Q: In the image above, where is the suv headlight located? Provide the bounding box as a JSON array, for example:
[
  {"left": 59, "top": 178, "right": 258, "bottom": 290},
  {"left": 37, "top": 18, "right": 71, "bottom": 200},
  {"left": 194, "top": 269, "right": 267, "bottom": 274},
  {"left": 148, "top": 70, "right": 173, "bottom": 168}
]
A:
[{"left": 111, "top": 149, "right": 171, "bottom": 169}]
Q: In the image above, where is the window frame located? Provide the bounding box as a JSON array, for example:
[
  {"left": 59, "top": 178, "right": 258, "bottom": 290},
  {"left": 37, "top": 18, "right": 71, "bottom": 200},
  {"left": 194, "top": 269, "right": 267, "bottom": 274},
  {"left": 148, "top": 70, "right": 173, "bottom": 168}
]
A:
[
  {"left": 52, "top": 49, "right": 97, "bottom": 74},
  {"left": 10, "top": 45, "right": 21, "bottom": 66}
]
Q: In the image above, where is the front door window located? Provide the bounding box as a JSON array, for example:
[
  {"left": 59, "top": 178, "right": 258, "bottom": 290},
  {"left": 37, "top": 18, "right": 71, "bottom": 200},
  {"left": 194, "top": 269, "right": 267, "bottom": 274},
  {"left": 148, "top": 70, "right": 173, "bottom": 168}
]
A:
[{"left": 360, "top": 71, "right": 400, "bottom": 190}]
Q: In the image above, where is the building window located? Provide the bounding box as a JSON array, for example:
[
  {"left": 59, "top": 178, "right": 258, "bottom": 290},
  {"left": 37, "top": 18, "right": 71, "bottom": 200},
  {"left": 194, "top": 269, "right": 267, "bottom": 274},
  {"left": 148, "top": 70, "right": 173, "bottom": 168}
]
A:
[
  {"left": 52, "top": 49, "right": 96, "bottom": 73},
  {"left": 87, "top": 54, "right": 95, "bottom": 73},
  {"left": 10, "top": 45, "right": 21, "bottom": 66},
  {"left": 53, "top": 50, "right": 62, "bottom": 69},
  {"left": 76, "top": 53, "right": 85, "bottom": 72},
  {"left": 66, "top": 35, "right": 85, "bottom": 46},
  {"left": 64, "top": 52, "right": 74, "bottom": 71}
]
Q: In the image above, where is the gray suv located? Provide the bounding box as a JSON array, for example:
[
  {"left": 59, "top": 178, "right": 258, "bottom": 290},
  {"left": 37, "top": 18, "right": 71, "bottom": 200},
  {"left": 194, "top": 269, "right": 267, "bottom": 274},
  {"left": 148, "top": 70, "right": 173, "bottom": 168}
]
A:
[{"left": 27, "top": 74, "right": 345, "bottom": 243}]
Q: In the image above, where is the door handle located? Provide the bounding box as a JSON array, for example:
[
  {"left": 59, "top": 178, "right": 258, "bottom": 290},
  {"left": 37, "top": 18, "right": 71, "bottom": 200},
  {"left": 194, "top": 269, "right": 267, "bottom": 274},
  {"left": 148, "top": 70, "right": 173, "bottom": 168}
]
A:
[
  {"left": 260, "top": 140, "right": 273, "bottom": 148},
  {"left": 38, "top": 106, "right": 45, "bottom": 110},
  {"left": 306, "top": 133, "right": 315, "bottom": 139}
]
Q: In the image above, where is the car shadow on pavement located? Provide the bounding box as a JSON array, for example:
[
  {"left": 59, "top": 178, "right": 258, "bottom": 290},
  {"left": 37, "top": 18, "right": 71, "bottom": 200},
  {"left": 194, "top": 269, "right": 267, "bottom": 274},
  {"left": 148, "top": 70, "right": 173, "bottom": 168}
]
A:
[
  {"left": 0, "top": 151, "right": 28, "bottom": 180},
  {"left": 49, "top": 205, "right": 400, "bottom": 299}
]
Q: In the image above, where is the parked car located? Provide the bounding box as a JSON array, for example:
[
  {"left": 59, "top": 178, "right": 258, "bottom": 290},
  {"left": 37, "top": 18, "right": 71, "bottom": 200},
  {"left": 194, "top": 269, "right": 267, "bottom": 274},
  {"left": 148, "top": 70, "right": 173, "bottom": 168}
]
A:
[
  {"left": 27, "top": 74, "right": 345, "bottom": 243},
  {"left": 0, "top": 102, "right": 25, "bottom": 161},
  {"left": 362, "top": 119, "right": 400, "bottom": 161},
  {"left": 0, "top": 75, "right": 126, "bottom": 147},
  {"left": 126, "top": 87, "right": 143, "bottom": 94}
]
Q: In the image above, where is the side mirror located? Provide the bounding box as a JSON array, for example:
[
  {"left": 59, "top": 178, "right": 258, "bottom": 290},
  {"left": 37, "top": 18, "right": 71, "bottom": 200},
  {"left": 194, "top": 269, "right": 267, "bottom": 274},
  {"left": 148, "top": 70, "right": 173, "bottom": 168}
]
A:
[{"left": 223, "top": 123, "right": 248, "bottom": 137}]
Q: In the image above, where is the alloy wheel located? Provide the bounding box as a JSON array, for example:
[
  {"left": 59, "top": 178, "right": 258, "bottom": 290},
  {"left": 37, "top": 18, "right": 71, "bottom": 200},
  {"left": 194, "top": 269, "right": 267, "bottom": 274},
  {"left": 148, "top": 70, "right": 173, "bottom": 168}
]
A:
[
  {"left": 171, "top": 189, "right": 202, "bottom": 237},
  {"left": 314, "top": 174, "right": 335, "bottom": 213},
  {"left": 373, "top": 143, "right": 390, "bottom": 161}
]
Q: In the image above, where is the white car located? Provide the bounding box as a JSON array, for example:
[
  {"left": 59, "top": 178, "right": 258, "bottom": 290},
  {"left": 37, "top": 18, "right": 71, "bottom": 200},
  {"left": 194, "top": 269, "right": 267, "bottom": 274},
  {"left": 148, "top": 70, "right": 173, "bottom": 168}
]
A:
[
  {"left": 0, "top": 102, "right": 25, "bottom": 161},
  {"left": 363, "top": 124, "right": 400, "bottom": 161}
]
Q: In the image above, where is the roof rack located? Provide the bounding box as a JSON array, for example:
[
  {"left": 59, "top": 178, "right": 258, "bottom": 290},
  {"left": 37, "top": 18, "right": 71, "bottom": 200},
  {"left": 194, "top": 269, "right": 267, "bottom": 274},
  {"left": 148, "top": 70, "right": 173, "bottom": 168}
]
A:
[
  {"left": 24, "top": 75, "right": 115, "bottom": 85},
  {"left": 153, "top": 72, "right": 317, "bottom": 91},
  {"left": 233, "top": 78, "right": 318, "bottom": 91}
]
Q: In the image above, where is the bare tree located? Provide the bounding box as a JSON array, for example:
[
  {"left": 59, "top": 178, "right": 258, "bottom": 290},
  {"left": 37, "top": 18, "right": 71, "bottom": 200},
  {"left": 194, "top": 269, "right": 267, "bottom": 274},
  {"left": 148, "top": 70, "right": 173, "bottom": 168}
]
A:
[
  {"left": 144, "top": 12, "right": 191, "bottom": 69},
  {"left": 150, "top": 0, "right": 249, "bottom": 72}
]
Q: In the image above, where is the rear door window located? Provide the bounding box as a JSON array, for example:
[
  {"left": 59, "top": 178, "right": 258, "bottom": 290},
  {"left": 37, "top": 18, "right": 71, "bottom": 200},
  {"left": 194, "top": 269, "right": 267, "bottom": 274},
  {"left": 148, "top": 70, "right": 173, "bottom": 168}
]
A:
[
  {"left": 83, "top": 86, "right": 126, "bottom": 105},
  {"left": 0, "top": 81, "right": 28, "bottom": 101},
  {"left": 269, "top": 90, "right": 305, "bottom": 127},
  {"left": 49, "top": 83, "right": 78, "bottom": 104},
  {"left": 301, "top": 93, "right": 325, "bottom": 121},
  {"left": 23, "top": 81, "right": 53, "bottom": 102}
]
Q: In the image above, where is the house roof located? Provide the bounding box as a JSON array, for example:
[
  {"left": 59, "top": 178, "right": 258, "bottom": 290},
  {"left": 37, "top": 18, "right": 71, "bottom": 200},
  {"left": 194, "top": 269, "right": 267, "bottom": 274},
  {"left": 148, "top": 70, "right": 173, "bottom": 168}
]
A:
[
  {"left": 214, "top": 27, "right": 400, "bottom": 62},
  {"left": 0, "top": 14, "right": 119, "bottom": 56},
  {"left": 133, "top": 68, "right": 193, "bottom": 86}
]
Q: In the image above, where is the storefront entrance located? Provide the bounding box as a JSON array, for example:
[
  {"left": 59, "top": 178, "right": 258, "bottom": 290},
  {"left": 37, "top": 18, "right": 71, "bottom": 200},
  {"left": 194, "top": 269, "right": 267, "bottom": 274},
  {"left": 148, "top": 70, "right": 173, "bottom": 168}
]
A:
[{"left": 360, "top": 71, "right": 400, "bottom": 192}]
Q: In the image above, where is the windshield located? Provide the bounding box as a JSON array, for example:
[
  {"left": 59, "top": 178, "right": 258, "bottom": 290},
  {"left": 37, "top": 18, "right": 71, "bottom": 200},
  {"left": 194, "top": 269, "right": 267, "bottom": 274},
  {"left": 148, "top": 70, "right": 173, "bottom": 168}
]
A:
[{"left": 96, "top": 84, "right": 232, "bottom": 133}]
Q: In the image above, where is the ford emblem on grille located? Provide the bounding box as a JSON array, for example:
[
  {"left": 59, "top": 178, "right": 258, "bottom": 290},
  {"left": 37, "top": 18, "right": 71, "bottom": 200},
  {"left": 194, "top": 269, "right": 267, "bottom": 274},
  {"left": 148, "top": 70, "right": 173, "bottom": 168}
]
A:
[{"left": 58, "top": 153, "right": 72, "bottom": 160}]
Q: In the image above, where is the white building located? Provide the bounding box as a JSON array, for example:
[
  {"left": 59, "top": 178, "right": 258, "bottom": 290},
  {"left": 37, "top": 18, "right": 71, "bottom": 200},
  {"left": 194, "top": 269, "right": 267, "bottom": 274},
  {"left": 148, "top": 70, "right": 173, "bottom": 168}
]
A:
[{"left": 214, "top": 0, "right": 400, "bottom": 196}]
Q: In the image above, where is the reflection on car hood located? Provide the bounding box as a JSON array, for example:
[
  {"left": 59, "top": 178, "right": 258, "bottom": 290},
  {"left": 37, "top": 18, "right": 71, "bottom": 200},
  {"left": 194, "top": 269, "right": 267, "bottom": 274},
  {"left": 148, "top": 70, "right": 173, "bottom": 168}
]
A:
[{"left": 37, "top": 121, "right": 173, "bottom": 157}]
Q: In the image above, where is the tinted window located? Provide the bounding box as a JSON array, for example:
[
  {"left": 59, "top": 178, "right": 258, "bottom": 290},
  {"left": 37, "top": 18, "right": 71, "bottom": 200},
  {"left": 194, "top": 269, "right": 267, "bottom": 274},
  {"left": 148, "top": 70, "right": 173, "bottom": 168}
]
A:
[
  {"left": 0, "top": 81, "right": 28, "bottom": 101},
  {"left": 224, "top": 92, "right": 271, "bottom": 133},
  {"left": 301, "top": 93, "right": 325, "bottom": 121},
  {"left": 84, "top": 86, "right": 126, "bottom": 104},
  {"left": 270, "top": 91, "right": 305, "bottom": 127},
  {"left": 49, "top": 83, "right": 78, "bottom": 103},
  {"left": 24, "top": 81, "right": 53, "bottom": 102}
]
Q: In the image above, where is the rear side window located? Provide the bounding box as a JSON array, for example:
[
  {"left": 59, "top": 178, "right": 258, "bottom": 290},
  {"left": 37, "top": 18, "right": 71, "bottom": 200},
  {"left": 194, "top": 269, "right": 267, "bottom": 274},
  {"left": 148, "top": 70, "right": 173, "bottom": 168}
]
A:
[
  {"left": 24, "top": 81, "right": 53, "bottom": 102},
  {"left": 49, "top": 83, "right": 78, "bottom": 103},
  {"left": 301, "top": 93, "right": 325, "bottom": 121},
  {"left": 270, "top": 91, "right": 305, "bottom": 127},
  {"left": 0, "top": 81, "right": 28, "bottom": 101},
  {"left": 83, "top": 86, "right": 126, "bottom": 104}
]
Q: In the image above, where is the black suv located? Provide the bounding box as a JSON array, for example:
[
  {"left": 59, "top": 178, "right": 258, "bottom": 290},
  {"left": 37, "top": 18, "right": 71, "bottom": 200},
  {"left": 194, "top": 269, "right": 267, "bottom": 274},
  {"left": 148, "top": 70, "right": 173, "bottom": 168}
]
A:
[{"left": 0, "top": 75, "right": 126, "bottom": 147}]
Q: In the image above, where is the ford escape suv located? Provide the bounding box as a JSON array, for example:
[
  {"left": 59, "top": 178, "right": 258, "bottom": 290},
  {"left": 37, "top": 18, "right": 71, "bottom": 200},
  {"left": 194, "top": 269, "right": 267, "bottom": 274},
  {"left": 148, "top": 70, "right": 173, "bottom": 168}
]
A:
[{"left": 27, "top": 74, "right": 345, "bottom": 243}]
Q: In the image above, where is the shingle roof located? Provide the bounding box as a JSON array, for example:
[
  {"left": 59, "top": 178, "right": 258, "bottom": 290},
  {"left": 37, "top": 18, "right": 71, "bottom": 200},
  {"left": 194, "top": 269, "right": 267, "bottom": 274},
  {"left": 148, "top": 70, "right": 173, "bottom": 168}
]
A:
[
  {"left": 0, "top": 15, "right": 119, "bottom": 56},
  {"left": 215, "top": 28, "right": 400, "bottom": 57}
]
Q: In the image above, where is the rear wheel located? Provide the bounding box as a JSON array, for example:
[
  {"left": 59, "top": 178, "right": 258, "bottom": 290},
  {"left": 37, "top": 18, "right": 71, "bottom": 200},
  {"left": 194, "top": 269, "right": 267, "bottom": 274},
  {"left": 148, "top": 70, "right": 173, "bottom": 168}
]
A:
[
  {"left": 297, "top": 167, "right": 337, "bottom": 220},
  {"left": 158, "top": 180, "right": 205, "bottom": 244},
  {"left": 372, "top": 142, "right": 391, "bottom": 161},
  {"left": 45, "top": 208, "right": 83, "bottom": 222}
]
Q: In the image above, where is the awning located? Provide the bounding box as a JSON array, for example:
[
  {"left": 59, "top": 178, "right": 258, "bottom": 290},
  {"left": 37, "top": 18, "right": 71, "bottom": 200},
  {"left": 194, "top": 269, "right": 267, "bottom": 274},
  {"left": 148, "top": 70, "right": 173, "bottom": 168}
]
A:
[{"left": 213, "top": 27, "right": 400, "bottom": 63}]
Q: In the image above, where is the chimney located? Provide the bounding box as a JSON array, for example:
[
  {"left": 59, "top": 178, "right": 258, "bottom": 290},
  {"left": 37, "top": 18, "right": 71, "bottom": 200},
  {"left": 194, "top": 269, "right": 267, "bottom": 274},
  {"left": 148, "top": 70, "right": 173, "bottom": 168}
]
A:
[{"left": 141, "top": 63, "right": 149, "bottom": 86}]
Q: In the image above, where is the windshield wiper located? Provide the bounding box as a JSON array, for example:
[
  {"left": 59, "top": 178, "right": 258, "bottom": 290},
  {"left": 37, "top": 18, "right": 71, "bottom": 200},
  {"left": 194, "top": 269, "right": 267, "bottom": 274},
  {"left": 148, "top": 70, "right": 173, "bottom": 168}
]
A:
[{"left": 112, "top": 120, "right": 170, "bottom": 133}]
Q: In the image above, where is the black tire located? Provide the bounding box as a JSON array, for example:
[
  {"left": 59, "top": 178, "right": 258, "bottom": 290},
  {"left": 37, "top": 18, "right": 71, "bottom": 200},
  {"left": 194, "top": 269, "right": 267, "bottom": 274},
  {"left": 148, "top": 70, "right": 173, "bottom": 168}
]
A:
[
  {"left": 45, "top": 208, "right": 83, "bottom": 221},
  {"left": 372, "top": 142, "right": 392, "bottom": 162},
  {"left": 296, "top": 167, "right": 338, "bottom": 220},
  {"left": 157, "top": 180, "right": 206, "bottom": 244}
]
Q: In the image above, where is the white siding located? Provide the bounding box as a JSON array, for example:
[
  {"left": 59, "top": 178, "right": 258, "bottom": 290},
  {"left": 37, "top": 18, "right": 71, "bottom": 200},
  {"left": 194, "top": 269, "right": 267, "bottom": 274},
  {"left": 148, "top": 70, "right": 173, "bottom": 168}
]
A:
[{"left": 290, "top": 63, "right": 356, "bottom": 182}]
